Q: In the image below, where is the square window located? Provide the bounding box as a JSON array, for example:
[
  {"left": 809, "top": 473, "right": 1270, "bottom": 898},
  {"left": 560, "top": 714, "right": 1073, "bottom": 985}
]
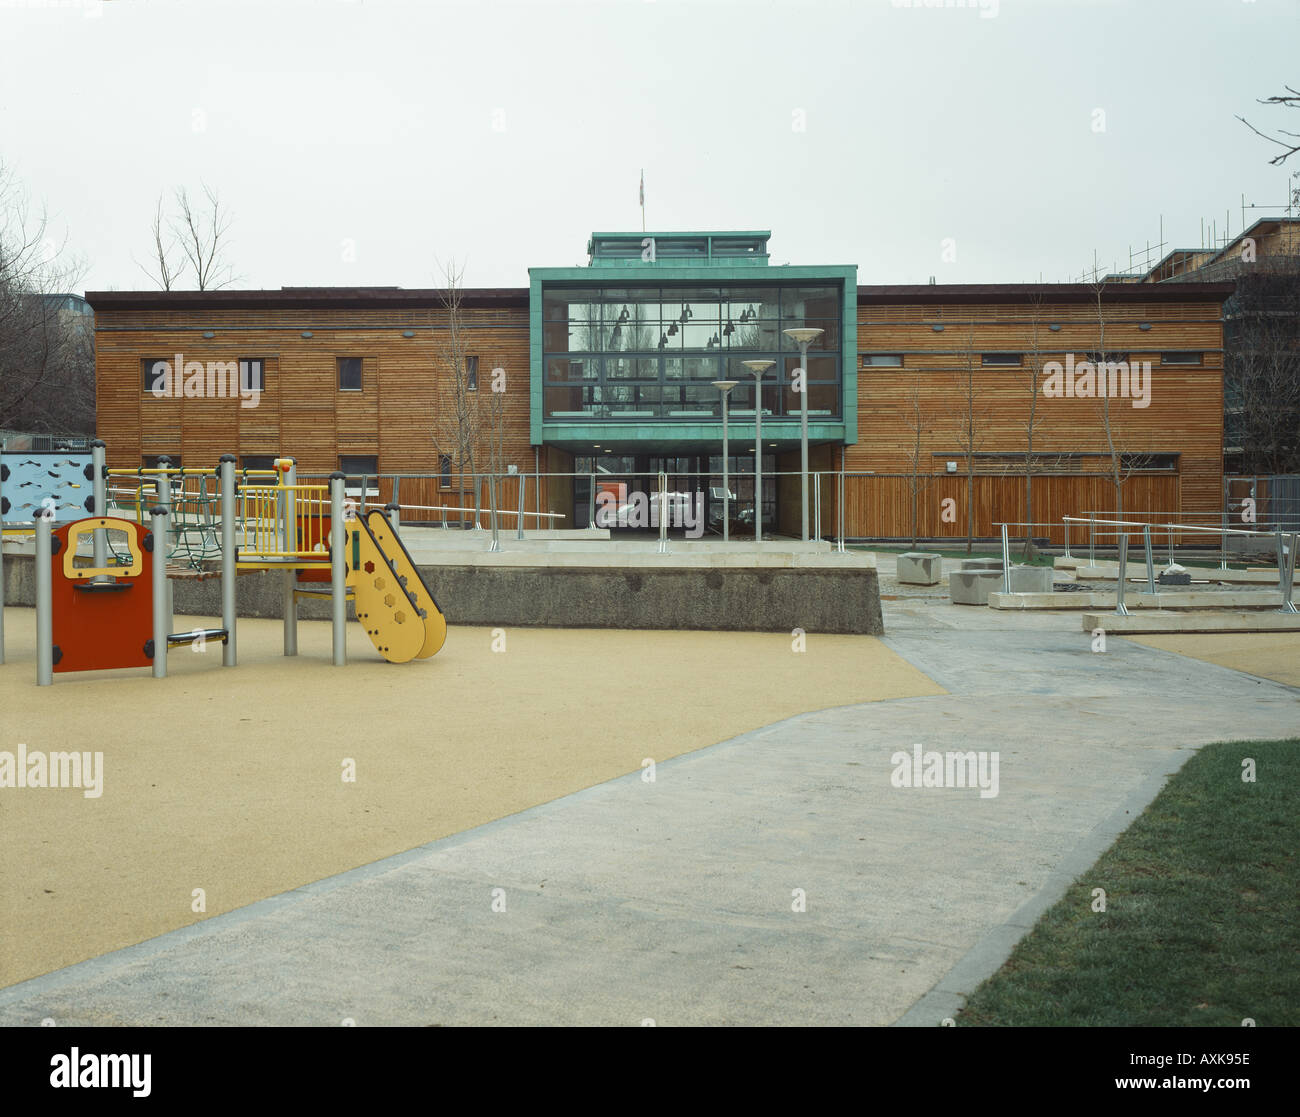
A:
[
  {"left": 239, "top": 359, "right": 265, "bottom": 392},
  {"left": 338, "top": 357, "right": 363, "bottom": 391},
  {"left": 339, "top": 455, "right": 378, "bottom": 476},
  {"left": 142, "top": 357, "right": 170, "bottom": 394}
]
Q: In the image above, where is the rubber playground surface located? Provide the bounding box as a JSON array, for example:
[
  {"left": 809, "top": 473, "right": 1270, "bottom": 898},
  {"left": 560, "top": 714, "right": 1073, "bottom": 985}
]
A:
[
  {"left": 1127, "top": 632, "right": 1300, "bottom": 689},
  {"left": 0, "top": 608, "right": 943, "bottom": 988}
]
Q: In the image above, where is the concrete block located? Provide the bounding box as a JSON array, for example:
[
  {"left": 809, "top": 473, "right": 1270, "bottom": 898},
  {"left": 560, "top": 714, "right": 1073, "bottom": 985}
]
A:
[
  {"left": 990, "top": 591, "right": 1117, "bottom": 610},
  {"left": 0, "top": 552, "right": 885, "bottom": 635},
  {"left": 1007, "top": 565, "right": 1054, "bottom": 593},
  {"left": 960, "top": 558, "right": 1003, "bottom": 572},
  {"left": 897, "top": 552, "right": 942, "bottom": 585},
  {"left": 1082, "top": 610, "right": 1300, "bottom": 635},
  {"left": 1134, "top": 591, "right": 1284, "bottom": 610},
  {"left": 949, "top": 570, "right": 1003, "bottom": 605}
]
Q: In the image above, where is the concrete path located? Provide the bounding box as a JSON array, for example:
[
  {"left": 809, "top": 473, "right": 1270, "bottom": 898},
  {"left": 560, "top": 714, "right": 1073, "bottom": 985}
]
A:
[{"left": 2, "top": 600, "right": 1296, "bottom": 1026}]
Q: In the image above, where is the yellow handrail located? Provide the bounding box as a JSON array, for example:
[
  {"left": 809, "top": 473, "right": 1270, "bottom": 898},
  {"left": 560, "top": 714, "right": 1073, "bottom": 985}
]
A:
[{"left": 237, "top": 484, "right": 331, "bottom": 559}]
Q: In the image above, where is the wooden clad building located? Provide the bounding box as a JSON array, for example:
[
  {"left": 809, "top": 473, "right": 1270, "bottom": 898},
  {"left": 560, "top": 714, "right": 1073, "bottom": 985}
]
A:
[{"left": 88, "top": 233, "right": 1234, "bottom": 541}]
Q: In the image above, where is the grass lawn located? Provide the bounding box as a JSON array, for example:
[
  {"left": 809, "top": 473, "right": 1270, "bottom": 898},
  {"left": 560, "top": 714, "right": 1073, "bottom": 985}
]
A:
[{"left": 957, "top": 738, "right": 1300, "bottom": 1026}]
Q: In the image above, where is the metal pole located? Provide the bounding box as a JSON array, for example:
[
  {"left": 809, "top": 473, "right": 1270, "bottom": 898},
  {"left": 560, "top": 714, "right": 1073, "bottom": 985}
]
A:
[
  {"left": 330, "top": 473, "right": 347, "bottom": 666},
  {"left": 755, "top": 380, "right": 763, "bottom": 544},
  {"left": 814, "top": 471, "right": 821, "bottom": 542},
  {"left": 1220, "top": 479, "right": 1229, "bottom": 570},
  {"left": 516, "top": 474, "right": 526, "bottom": 541},
  {"left": 721, "top": 393, "right": 730, "bottom": 544},
  {"left": 1063, "top": 517, "right": 1072, "bottom": 561},
  {"left": 473, "top": 474, "right": 481, "bottom": 530},
  {"left": 838, "top": 466, "right": 845, "bottom": 554},
  {"left": 155, "top": 459, "right": 173, "bottom": 642},
  {"left": 799, "top": 340, "right": 810, "bottom": 542},
  {"left": 657, "top": 471, "right": 668, "bottom": 554},
  {"left": 1114, "top": 533, "right": 1130, "bottom": 616},
  {"left": 588, "top": 471, "right": 596, "bottom": 530},
  {"left": 1276, "top": 531, "right": 1298, "bottom": 614},
  {"left": 1001, "top": 524, "right": 1011, "bottom": 595},
  {"left": 386, "top": 501, "right": 401, "bottom": 531},
  {"left": 91, "top": 439, "right": 107, "bottom": 569},
  {"left": 1143, "top": 524, "right": 1156, "bottom": 596},
  {"left": 220, "top": 456, "right": 236, "bottom": 666},
  {"left": 151, "top": 505, "right": 169, "bottom": 679},
  {"left": 489, "top": 474, "right": 501, "bottom": 552},
  {"left": 1089, "top": 513, "right": 1096, "bottom": 566},
  {"left": 154, "top": 454, "right": 172, "bottom": 557},
  {"left": 35, "top": 512, "right": 52, "bottom": 686},
  {"left": 283, "top": 459, "right": 298, "bottom": 657}
]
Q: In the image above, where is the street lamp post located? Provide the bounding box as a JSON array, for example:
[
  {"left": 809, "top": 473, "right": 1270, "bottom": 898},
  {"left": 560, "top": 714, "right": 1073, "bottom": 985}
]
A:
[
  {"left": 783, "top": 327, "right": 824, "bottom": 542},
  {"left": 741, "top": 360, "right": 775, "bottom": 542},
  {"left": 711, "top": 379, "right": 738, "bottom": 543}
]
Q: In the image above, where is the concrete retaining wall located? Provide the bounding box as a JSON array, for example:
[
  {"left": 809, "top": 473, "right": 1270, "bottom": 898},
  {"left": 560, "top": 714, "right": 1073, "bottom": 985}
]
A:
[{"left": 3, "top": 553, "right": 884, "bottom": 635}]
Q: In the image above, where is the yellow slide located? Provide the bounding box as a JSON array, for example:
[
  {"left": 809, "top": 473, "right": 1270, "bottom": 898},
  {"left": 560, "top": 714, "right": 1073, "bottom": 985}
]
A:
[{"left": 344, "top": 510, "right": 447, "bottom": 663}]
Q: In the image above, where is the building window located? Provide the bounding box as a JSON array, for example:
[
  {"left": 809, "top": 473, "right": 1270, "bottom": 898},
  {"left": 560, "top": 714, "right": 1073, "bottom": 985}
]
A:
[
  {"left": 240, "top": 359, "right": 265, "bottom": 392},
  {"left": 861, "top": 354, "right": 903, "bottom": 367},
  {"left": 339, "top": 455, "right": 378, "bottom": 477},
  {"left": 141, "top": 357, "right": 169, "bottom": 394},
  {"left": 339, "top": 455, "right": 379, "bottom": 504},
  {"left": 338, "top": 357, "right": 363, "bottom": 391},
  {"left": 142, "top": 454, "right": 182, "bottom": 470},
  {"left": 1086, "top": 351, "right": 1130, "bottom": 365},
  {"left": 240, "top": 455, "right": 277, "bottom": 472},
  {"left": 465, "top": 356, "right": 478, "bottom": 391},
  {"left": 1161, "top": 352, "right": 1203, "bottom": 365},
  {"left": 439, "top": 454, "right": 452, "bottom": 487},
  {"left": 1120, "top": 453, "right": 1179, "bottom": 471},
  {"left": 981, "top": 353, "right": 1023, "bottom": 366},
  {"left": 540, "top": 283, "right": 842, "bottom": 421}
]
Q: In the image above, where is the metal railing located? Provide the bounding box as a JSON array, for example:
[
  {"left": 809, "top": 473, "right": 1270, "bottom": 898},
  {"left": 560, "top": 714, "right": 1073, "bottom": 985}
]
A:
[
  {"left": 237, "top": 484, "right": 331, "bottom": 561},
  {"left": 1063, "top": 514, "right": 1297, "bottom": 614},
  {"left": 294, "top": 467, "right": 852, "bottom": 552}
]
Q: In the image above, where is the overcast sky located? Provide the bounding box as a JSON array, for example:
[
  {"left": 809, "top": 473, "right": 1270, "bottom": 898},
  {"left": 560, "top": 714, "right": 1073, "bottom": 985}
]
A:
[{"left": 3, "top": 0, "right": 1297, "bottom": 293}]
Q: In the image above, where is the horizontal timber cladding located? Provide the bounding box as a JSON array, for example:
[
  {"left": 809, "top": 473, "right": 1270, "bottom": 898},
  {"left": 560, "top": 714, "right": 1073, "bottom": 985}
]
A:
[
  {"left": 817, "top": 472, "right": 1181, "bottom": 545},
  {"left": 92, "top": 302, "right": 535, "bottom": 477},
  {"left": 850, "top": 293, "right": 1226, "bottom": 536},
  {"left": 90, "top": 282, "right": 1229, "bottom": 541}
]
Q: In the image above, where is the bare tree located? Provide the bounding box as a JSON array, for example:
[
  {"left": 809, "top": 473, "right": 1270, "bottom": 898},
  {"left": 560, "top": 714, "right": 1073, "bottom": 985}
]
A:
[
  {"left": 430, "top": 259, "right": 488, "bottom": 523},
  {"left": 1089, "top": 280, "right": 1147, "bottom": 521},
  {"left": 902, "top": 370, "right": 937, "bottom": 549},
  {"left": 134, "top": 192, "right": 182, "bottom": 290},
  {"left": 1020, "top": 295, "right": 1049, "bottom": 557},
  {"left": 948, "top": 321, "right": 988, "bottom": 553},
  {"left": 0, "top": 162, "right": 93, "bottom": 435},
  {"left": 1237, "top": 84, "right": 1300, "bottom": 166},
  {"left": 135, "top": 183, "right": 236, "bottom": 291},
  {"left": 173, "top": 184, "right": 235, "bottom": 290}
]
